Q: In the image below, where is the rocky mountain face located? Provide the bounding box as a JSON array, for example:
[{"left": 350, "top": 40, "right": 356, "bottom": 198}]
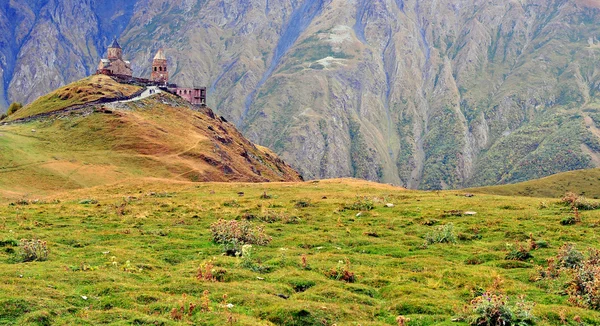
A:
[{"left": 3, "top": 0, "right": 600, "bottom": 189}]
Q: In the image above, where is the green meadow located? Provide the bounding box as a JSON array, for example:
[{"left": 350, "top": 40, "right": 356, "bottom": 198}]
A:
[{"left": 1, "top": 179, "right": 599, "bottom": 325}]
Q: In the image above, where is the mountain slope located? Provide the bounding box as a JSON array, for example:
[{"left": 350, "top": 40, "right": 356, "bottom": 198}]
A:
[
  {"left": 2, "top": 0, "right": 600, "bottom": 189},
  {"left": 0, "top": 77, "right": 302, "bottom": 197}
]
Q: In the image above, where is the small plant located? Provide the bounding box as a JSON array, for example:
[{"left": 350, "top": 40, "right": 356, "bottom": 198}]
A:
[
  {"left": 465, "top": 292, "right": 536, "bottom": 325},
  {"left": 562, "top": 192, "right": 600, "bottom": 210},
  {"left": 197, "top": 259, "right": 226, "bottom": 282},
  {"left": 325, "top": 259, "right": 356, "bottom": 282},
  {"left": 19, "top": 239, "right": 49, "bottom": 262},
  {"left": 505, "top": 243, "right": 533, "bottom": 261},
  {"left": 243, "top": 211, "right": 299, "bottom": 224},
  {"left": 396, "top": 316, "right": 410, "bottom": 326},
  {"left": 557, "top": 243, "right": 584, "bottom": 269},
  {"left": 560, "top": 216, "right": 577, "bottom": 225},
  {"left": 7, "top": 102, "right": 22, "bottom": 116},
  {"left": 566, "top": 248, "right": 600, "bottom": 310},
  {"left": 343, "top": 197, "right": 374, "bottom": 211},
  {"left": 424, "top": 223, "right": 457, "bottom": 244},
  {"left": 532, "top": 258, "right": 561, "bottom": 281},
  {"left": 222, "top": 200, "right": 240, "bottom": 208},
  {"left": 210, "top": 219, "right": 271, "bottom": 255},
  {"left": 78, "top": 199, "right": 98, "bottom": 205},
  {"left": 201, "top": 290, "right": 211, "bottom": 312},
  {"left": 528, "top": 233, "right": 537, "bottom": 251},
  {"left": 421, "top": 219, "right": 439, "bottom": 226},
  {"left": 239, "top": 245, "right": 271, "bottom": 273},
  {"left": 294, "top": 199, "right": 312, "bottom": 208},
  {"left": 170, "top": 294, "right": 197, "bottom": 321},
  {"left": 300, "top": 254, "right": 310, "bottom": 270}
]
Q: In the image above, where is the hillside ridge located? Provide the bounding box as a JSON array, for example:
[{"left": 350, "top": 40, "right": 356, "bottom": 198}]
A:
[{"left": 0, "top": 77, "right": 302, "bottom": 197}]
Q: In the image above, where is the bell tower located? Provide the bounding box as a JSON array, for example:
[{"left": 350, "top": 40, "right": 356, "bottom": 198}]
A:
[
  {"left": 151, "top": 49, "right": 168, "bottom": 83},
  {"left": 107, "top": 38, "right": 123, "bottom": 60}
]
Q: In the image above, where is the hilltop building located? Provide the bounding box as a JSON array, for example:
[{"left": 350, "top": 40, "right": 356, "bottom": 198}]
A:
[
  {"left": 175, "top": 87, "right": 207, "bottom": 105},
  {"left": 151, "top": 49, "right": 168, "bottom": 83},
  {"left": 96, "top": 39, "right": 206, "bottom": 106},
  {"left": 96, "top": 39, "right": 133, "bottom": 76}
]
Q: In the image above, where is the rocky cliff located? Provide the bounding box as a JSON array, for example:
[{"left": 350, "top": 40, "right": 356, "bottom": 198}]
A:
[{"left": 2, "top": 0, "right": 600, "bottom": 189}]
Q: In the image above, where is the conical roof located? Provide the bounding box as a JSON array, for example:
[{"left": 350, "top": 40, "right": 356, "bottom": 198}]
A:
[
  {"left": 110, "top": 38, "right": 121, "bottom": 49},
  {"left": 154, "top": 48, "right": 166, "bottom": 60}
]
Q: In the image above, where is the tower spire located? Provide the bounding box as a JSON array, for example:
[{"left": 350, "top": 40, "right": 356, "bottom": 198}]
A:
[{"left": 151, "top": 48, "right": 168, "bottom": 83}]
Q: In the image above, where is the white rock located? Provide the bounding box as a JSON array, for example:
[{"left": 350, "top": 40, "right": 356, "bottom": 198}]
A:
[
  {"left": 81, "top": 295, "right": 88, "bottom": 300},
  {"left": 385, "top": 203, "right": 395, "bottom": 208},
  {"left": 464, "top": 211, "right": 477, "bottom": 215}
]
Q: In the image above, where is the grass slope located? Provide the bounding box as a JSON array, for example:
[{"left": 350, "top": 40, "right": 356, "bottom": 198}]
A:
[
  {"left": 0, "top": 89, "right": 301, "bottom": 198},
  {"left": 469, "top": 168, "right": 600, "bottom": 198},
  {"left": 0, "top": 179, "right": 599, "bottom": 325},
  {"left": 6, "top": 75, "right": 141, "bottom": 121}
]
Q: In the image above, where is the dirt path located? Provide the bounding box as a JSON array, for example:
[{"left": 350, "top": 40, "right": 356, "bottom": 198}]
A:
[{"left": 117, "top": 86, "right": 162, "bottom": 103}]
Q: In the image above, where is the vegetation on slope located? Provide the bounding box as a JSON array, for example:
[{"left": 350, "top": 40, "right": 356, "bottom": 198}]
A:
[
  {"left": 0, "top": 180, "right": 599, "bottom": 324},
  {"left": 5, "top": 75, "right": 141, "bottom": 121},
  {"left": 469, "top": 168, "right": 600, "bottom": 199},
  {"left": 0, "top": 86, "right": 301, "bottom": 198}
]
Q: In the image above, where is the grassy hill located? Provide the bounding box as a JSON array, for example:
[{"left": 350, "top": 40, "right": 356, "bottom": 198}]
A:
[
  {"left": 0, "top": 77, "right": 301, "bottom": 198},
  {"left": 0, "top": 179, "right": 599, "bottom": 325},
  {"left": 468, "top": 168, "right": 600, "bottom": 199},
  {"left": 6, "top": 75, "right": 141, "bottom": 121}
]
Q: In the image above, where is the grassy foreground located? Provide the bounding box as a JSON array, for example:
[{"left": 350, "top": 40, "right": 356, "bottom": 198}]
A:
[{"left": 1, "top": 178, "right": 599, "bottom": 325}]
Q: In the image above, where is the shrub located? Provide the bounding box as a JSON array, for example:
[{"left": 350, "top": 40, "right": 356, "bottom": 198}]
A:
[
  {"left": 243, "top": 211, "right": 299, "bottom": 224},
  {"left": 210, "top": 219, "right": 271, "bottom": 255},
  {"left": 222, "top": 200, "right": 240, "bottom": 208},
  {"left": 534, "top": 240, "right": 549, "bottom": 249},
  {"left": 197, "top": 259, "right": 226, "bottom": 282},
  {"left": 567, "top": 249, "right": 600, "bottom": 310},
  {"left": 294, "top": 200, "right": 312, "bottom": 208},
  {"left": 325, "top": 259, "right": 356, "bottom": 282},
  {"left": 7, "top": 102, "right": 22, "bottom": 116},
  {"left": 505, "top": 243, "right": 533, "bottom": 261},
  {"left": 19, "top": 239, "right": 49, "bottom": 262},
  {"left": 343, "top": 197, "right": 374, "bottom": 211},
  {"left": 466, "top": 292, "right": 536, "bottom": 325},
  {"left": 238, "top": 245, "right": 272, "bottom": 273},
  {"left": 425, "top": 223, "right": 457, "bottom": 244},
  {"left": 532, "top": 258, "right": 560, "bottom": 281},
  {"left": 560, "top": 216, "right": 577, "bottom": 225},
  {"left": 78, "top": 199, "right": 98, "bottom": 205},
  {"left": 557, "top": 243, "right": 584, "bottom": 269},
  {"left": 561, "top": 192, "right": 600, "bottom": 210}
]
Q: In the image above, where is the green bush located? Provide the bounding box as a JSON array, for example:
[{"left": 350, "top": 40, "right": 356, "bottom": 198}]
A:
[
  {"left": 566, "top": 249, "right": 600, "bottom": 310},
  {"left": 19, "top": 239, "right": 49, "bottom": 262},
  {"left": 210, "top": 219, "right": 271, "bottom": 255},
  {"left": 342, "top": 197, "right": 374, "bottom": 211},
  {"left": 557, "top": 243, "right": 584, "bottom": 269},
  {"left": 562, "top": 192, "right": 600, "bottom": 210},
  {"left": 505, "top": 243, "right": 533, "bottom": 261},
  {"left": 425, "top": 223, "right": 457, "bottom": 244},
  {"left": 466, "top": 292, "right": 535, "bottom": 325},
  {"left": 7, "top": 102, "right": 23, "bottom": 116}
]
